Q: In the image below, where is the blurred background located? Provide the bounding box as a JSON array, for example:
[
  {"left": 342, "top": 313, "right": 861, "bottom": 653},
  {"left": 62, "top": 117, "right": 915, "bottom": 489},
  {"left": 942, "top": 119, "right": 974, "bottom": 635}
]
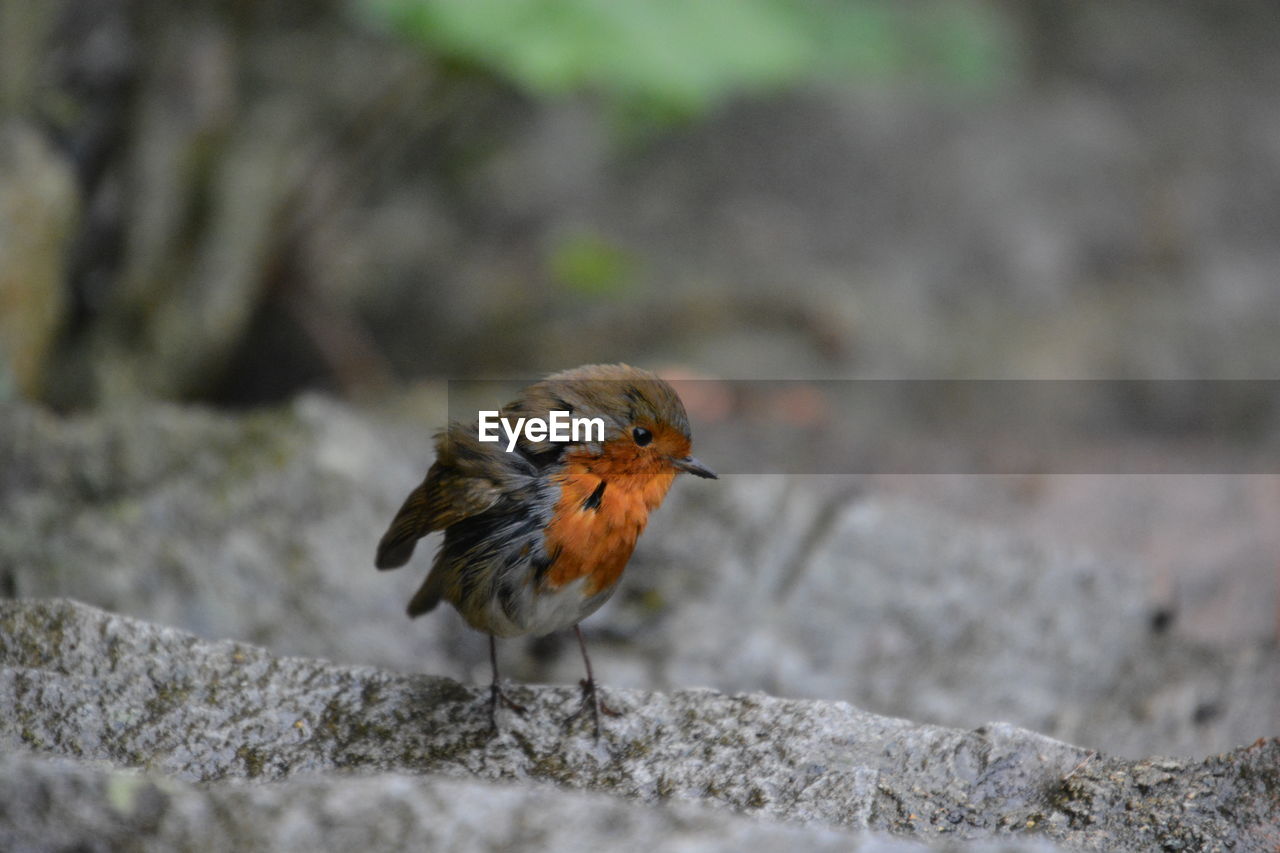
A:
[
  {"left": 1, "top": 0, "right": 1277, "bottom": 758},
  {"left": 5, "top": 0, "right": 1280, "bottom": 406}
]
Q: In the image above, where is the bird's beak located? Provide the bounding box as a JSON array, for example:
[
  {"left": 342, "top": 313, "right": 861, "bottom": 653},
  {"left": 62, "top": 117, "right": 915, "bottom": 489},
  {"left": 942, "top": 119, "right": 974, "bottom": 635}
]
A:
[{"left": 673, "top": 456, "right": 717, "bottom": 479}]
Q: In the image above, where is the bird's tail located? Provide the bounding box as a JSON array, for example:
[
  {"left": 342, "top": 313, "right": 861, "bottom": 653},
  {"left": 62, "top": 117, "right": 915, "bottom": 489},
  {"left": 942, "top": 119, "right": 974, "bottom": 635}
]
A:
[{"left": 406, "top": 572, "right": 442, "bottom": 618}]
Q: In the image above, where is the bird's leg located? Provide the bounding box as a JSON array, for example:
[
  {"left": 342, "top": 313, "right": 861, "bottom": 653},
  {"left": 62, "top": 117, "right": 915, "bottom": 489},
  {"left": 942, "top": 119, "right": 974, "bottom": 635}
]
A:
[
  {"left": 487, "top": 634, "right": 526, "bottom": 730},
  {"left": 564, "top": 624, "right": 621, "bottom": 737}
]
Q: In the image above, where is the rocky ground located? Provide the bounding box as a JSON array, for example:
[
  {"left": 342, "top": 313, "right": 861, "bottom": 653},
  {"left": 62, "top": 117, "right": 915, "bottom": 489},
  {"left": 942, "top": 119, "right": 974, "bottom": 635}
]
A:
[
  {"left": 2, "top": 597, "right": 1276, "bottom": 852},
  {"left": 1, "top": 397, "right": 1276, "bottom": 850}
]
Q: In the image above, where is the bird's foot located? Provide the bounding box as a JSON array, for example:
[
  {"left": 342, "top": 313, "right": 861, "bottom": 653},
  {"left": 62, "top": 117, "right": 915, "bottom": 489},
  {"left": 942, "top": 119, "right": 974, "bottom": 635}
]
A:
[
  {"left": 488, "top": 681, "right": 527, "bottom": 731},
  {"left": 564, "top": 676, "right": 621, "bottom": 738}
]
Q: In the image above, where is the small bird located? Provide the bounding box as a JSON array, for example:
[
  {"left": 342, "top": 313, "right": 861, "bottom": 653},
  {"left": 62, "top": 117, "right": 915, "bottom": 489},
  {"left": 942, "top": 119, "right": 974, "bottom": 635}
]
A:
[{"left": 375, "top": 364, "right": 716, "bottom": 734}]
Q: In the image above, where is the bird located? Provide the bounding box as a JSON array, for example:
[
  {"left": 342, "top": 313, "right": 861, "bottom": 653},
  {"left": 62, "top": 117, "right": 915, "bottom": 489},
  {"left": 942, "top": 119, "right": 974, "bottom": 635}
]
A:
[{"left": 375, "top": 363, "right": 716, "bottom": 735}]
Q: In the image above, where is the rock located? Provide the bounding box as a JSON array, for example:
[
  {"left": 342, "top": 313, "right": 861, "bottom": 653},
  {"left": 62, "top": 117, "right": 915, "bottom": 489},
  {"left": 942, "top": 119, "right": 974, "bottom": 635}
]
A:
[
  {"left": 1, "top": 397, "right": 1274, "bottom": 761},
  {"left": 0, "top": 752, "right": 869, "bottom": 853},
  {"left": 0, "top": 599, "right": 1275, "bottom": 851},
  {"left": 0, "top": 396, "right": 438, "bottom": 669},
  {"left": 626, "top": 477, "right": 1280, "bottom": 760},
  {"left": 0, "top": 753, "right": 1077, "bottom": 853}
]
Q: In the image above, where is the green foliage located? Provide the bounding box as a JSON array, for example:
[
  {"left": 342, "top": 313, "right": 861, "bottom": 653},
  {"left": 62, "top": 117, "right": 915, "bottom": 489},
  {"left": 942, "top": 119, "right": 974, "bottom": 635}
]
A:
[
  {"left": 358, "top": 0, "right": 1010, "bottom": 119},
  {"left": 548, "top": 232, "right": 635, "bottom": 297}
]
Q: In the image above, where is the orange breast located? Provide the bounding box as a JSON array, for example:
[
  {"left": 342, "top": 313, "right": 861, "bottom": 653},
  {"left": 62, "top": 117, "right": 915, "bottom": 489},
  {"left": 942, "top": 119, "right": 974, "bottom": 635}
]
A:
[{"left": 541, "top": 451, "right": 677, "bottom": 597}]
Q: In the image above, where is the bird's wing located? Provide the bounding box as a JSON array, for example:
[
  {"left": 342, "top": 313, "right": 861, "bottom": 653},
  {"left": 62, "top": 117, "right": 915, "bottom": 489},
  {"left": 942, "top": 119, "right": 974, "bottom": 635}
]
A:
[{"left": 374, "top": 424, "right": 523, "bottom": 569}]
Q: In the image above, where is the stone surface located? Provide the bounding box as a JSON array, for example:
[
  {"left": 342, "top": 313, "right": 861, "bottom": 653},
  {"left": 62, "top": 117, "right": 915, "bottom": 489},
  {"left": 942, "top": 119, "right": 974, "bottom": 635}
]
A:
[
  {"left": 0, "top": 599, "right": 1013, "bottom": 804},
  {"left": 0, "top": 751, "right": 869, "bottom": 853},
  {"left": 0, "top": 750, "right": 1075, "bottom": 853},
  {"left": 1, "top": 397, "right": 1275, "bottom": 762},
  {"left": 0, "top": 599, "right": 1275, "bottom": 851},
  {"left": 0, "top": 396, "right": 434, "bottom": 669}
]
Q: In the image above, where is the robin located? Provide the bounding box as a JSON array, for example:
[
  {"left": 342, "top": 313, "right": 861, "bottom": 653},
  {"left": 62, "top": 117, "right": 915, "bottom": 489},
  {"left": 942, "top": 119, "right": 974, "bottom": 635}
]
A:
[{"left": 375, "top": 363, "right": 716, "bottom": 735}]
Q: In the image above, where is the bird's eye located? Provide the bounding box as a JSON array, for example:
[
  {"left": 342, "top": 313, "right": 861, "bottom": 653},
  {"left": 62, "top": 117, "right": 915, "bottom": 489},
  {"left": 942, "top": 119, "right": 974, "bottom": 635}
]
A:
[{"left": 632, "top": 427, "right": 653, "bottom": 446}]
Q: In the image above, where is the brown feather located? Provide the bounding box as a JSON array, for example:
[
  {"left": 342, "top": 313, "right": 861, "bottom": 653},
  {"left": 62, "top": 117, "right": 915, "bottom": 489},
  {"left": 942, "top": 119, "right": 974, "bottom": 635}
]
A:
[
  {"left": 375, "top": 478, "right": 432, "bottom": 569},
  {"left": 374, "top": 425, "right": 508, "bottom": 569},
  {"left": 406, "top": 571, "right": 443, "bottom": 616}
]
